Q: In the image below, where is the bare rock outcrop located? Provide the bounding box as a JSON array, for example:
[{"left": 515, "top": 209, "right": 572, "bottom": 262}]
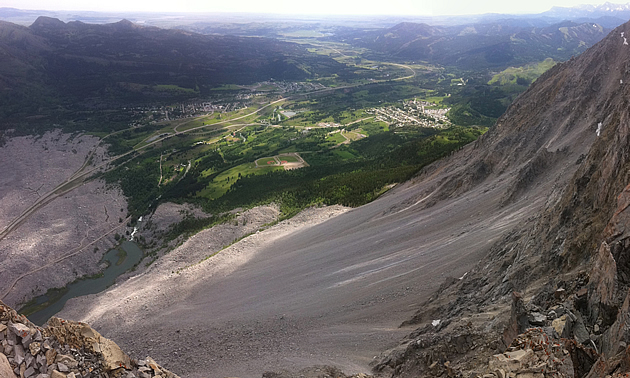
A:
[{"left": 0, "top": 300, "right": 177, "bottom": 378}]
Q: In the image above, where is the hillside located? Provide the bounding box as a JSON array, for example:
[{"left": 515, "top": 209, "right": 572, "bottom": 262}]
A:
[
  {"left": 4, "top": 8, "right": 630, "bottom": 378},
  {"left": 40, "top": 15, "right": 630, "bottom": 378},
  {"left": 0, "top": 17, "right": 353, "bottom": 122},
  {"left": 375, "top": 16, "right": 630, "bottom": 378},
  {"left": 333, "top": 20, "right": 609, "bottom": 68}
]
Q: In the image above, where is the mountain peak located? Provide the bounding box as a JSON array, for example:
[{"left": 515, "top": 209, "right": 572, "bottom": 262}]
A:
[
  {"left": 114, "top": 19, "right": 135, "bottom": 28},
  {"left": 29, "top": 16, "right": 65, "bottom": 30}
]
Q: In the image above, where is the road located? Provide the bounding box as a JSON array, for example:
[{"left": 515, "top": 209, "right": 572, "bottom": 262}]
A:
[
  {"left": 0, "top": 216, "right": 131, "bottom": 301},
  {"left": 0, "top": 61, "right": 418, "bottom": 306},
  {"left": 0, "top": 60, "right": 416, "bottom": 244}
]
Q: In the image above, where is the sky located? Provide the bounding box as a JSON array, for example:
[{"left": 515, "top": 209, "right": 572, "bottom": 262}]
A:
[{"left": 0, "top": 0, "right": 618, "bottom": 16}]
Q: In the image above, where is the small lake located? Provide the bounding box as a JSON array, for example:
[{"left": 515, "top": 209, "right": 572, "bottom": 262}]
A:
[{"left": 26, "top": 241, "right": 143, "bottom": 326}]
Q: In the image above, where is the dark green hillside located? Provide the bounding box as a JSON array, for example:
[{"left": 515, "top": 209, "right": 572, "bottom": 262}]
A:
[
  {"left": 0, "top": 17, "right": 356, "bottom": 124},
  {"left": 332, "top": 20, "right": 608, "bottom": 69}
]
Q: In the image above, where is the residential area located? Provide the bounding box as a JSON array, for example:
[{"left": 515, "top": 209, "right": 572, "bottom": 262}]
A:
[{"left": 367, "top": 99, "right": 451, "bottom": 129}]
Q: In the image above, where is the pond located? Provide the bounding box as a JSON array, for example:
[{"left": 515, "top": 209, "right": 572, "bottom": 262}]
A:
[{"left": 25, "top": 241, "right": 143, "bottom": 326}]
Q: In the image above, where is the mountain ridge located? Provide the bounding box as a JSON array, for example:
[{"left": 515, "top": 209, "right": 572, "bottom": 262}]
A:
[
  {"left": 0, "top": 17, "right": 353, "bottom": 121},
  {"left": 331, "top": 20, "right": 609, "bottom": 68},
  {"left": 6, "top": 8, "right": 630, "bottom": 378},
  {"left": 373, "top": 17, "right": 630, "bottom": 378}
]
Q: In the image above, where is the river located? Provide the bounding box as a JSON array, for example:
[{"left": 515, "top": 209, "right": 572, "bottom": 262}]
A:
[{"left": 26, "top": 241, "right": 143, "bottom": 326}]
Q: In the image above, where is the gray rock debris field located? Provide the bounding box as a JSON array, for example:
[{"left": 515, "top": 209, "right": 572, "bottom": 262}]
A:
[{"left": 0, "top": 300, "right": 177, "bottom": 378}]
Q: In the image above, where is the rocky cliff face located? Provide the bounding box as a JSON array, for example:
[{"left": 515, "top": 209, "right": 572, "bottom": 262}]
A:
[
  {"left": 0, "top": 300, "right": 178, "bottom": 378},
  {"left": 373, "top": 18, "right": 630, "bottom": 378}
]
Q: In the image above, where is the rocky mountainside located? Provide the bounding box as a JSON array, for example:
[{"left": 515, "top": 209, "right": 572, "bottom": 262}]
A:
[
  {"left": 6, "top": 11, "right": 630, "bottom": 378},
  {"left": 43, "top": 20, "right": 630, "bottom": 378},
  {"left": 372, "top": 16, "right": 630, "bottom": 378},
  {"left": 0, "top": 300, "right": 178, "bottom": 378}
]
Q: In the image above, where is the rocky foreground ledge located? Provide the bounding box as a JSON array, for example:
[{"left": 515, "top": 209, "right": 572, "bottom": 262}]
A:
[{"left": 0, "top": 301, "right": 178, "bottom": 378}]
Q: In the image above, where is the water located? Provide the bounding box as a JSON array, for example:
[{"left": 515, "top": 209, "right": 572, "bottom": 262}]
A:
[{"left": 26, "top": 241, "right": 143, "bottom": 326}]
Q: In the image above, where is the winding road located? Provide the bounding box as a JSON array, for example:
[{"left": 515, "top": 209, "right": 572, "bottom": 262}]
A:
[{"left": 0, "top": 62, "right": 417, "bottom": 303}]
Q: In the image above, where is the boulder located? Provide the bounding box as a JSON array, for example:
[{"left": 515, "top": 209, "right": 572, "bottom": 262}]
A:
[
  {"left": 528, "top": 312, "right": 546, "bottom": 326},
  {"left": 54, "top": 355, "right": 77, "bottom": 369},
  {"left": 50, "top": 371, "right": 66, "bottom": 378},
  {"left": 552, "top": 315, "right": 567, "bottom": 335},
  {"left": 573, "top": 316, "right": 590, "bottom": 345},
  {"left": 45, "top": 349, "right": 56, "bottom": 366},
  {"left": 57, "top": 362, "right": 68, "bottom": 373},
  {"left": 587, "top": 242, "right": 617, "bottom": 323},
  {"left": 0, "top": 352, "right": 14, "bottom": 378},
  {"left": 29, "top": 342, "right": 41, "bottom": 355},
  {"left": 45, "top": 317, "right": 131, "bottom": 371},
  {"left": 100, "top": 337, "right": 132, "bottom": 371},
  {"left": 489, "top": 349, "right": 534, "bottom": 372},
  {"left": 8, "top": 322, "right": 31, "bottom": 339},
  {"left": 501, "top": 292, "right": 529, "bottom": 349},
  {"left": 14, "top": 343, "right": 25, "bottom": 365},
  {"left": 24, "top": 366, "right": 36, "bottom": 377}
]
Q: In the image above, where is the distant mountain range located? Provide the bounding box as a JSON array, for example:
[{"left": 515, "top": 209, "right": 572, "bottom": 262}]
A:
[
  {"left": 542, "top": 1, "right": 630, "bottom": 22},
  {"left": 0, "top": 16, "right": 352, "bottom": 120},
  {"left": 330, "top": 20, "right": 609, "bottom": 69}
]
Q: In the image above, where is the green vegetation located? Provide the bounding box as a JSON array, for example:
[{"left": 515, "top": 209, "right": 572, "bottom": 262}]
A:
[
  {"left": 163, "top": 213, "right": 235, "bottom": 242},
  {"left": 115, "top": 248, "right": 128, "bottom": 266},
  {"left": 488, "top": 58, "right": 556, "bottom": 86},
  {"left": 199, "top": 162, "right": 283, "bottom": 199},
  {"left": 191, "top": 126, "right": 486, "bottom": 219},
  {"left": 278, "top": 155, "right": 299, "bottom": 162},
  {"left": 18, "top": 287, "right": 69, "bottom": 317},
  {"left": 97, "top": 59, "right": 493, "bottom": 228},
  {"left": 326, "top": 132, "right": 347, "bottom": 144},
  {"left": 447, "top": 104, "right": 497, "bottom": 127},
  {"left": 210, "top": 84, "right": 242, "bottom": 91},
  {"left": 5, "top": 34, "right": 505, "bottom": 243},
  {"left": 154, "top": 85, "right": 198, "bottom": 94}
]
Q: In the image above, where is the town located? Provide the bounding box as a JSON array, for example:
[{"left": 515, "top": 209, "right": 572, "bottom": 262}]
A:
[{"left": 368, "top": 99, "right": 451, "bottom": 129}]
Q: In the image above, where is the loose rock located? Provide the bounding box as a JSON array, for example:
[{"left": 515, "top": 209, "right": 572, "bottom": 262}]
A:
[{"left": 0, "top": 300, "right": 179, "bottom": 378}]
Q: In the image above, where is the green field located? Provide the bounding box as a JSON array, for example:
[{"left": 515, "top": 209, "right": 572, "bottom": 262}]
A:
[
  {"left": 198, "top": 162, "right": 283, "bottom": 199},
  {"left": 210, "top": 84, "right": 242, "bottom": 91},
  {"left": 344, "top": 131, "right": 365, "bottom": 141},
  {"left": 488, "top": 58, "right": 556, "bottom": 86},
  {"left": 277, "top": 155, "right": 299, "bottom": 163},
  {"left": 326, "top": 133, "right": 347, "bottom": 144},
  {"left": 333, "top": 150, "right": 357, "bottom": 159},
  {"left": 154, "top": 85, "right": 197, "bottom": 94}
]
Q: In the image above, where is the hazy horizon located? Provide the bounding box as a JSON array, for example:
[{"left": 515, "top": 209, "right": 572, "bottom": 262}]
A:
[{"left": 1, "top": 0, "right": 625, "bottom": 17}]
